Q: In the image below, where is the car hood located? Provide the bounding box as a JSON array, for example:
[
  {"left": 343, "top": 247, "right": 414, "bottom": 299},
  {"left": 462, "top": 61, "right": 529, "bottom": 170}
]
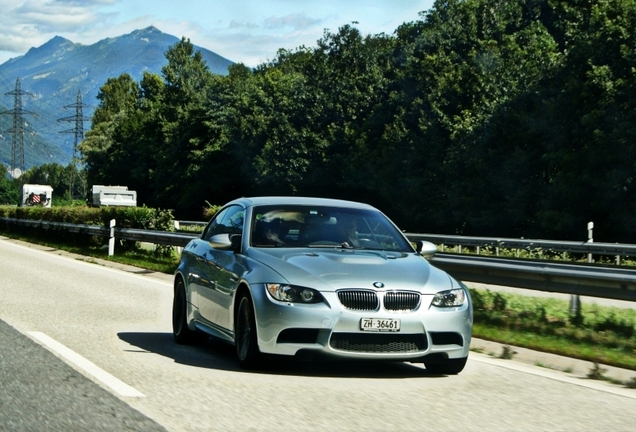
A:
[{"left": 246, "top": 247, "right": 454, "bottom": 293}]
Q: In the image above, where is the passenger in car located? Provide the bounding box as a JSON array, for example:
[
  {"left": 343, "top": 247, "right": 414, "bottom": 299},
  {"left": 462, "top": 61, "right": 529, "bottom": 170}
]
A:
[{"left": 254, "top": 219, "right": 288, "bottom": 246}]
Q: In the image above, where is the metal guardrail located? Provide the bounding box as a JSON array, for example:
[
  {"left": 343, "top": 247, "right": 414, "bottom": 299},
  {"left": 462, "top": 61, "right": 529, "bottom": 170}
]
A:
[
  {"left": 0, "top": 217, "right": 198, "bottom": 247},
  {"left": 115, "top": 227, "right": 196, "bottom": 247},
  {"left": 2, "top": 217, "right": 635, "bottom": 301},
  {"left": 407, "top": 233, "right": 636, "bottom": 258},
  {"left": 175, "top": 220, "right": 207, "bottom": 227},
  {"left": 0, "top": 218, "right": 110, "bottom": 237},
  {"left": 430, "top": 254, "right": 636, "bottom": 302}
]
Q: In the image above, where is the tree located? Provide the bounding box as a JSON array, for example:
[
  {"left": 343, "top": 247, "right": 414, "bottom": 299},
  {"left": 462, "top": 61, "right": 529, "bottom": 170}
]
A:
[
  {"left": 153, "top": 37, "right": 228, "bottom": 217},
  {"left": 0, "top": 164, "right": 19, "bottom": 205},
  {"left": 533, "top": 0, "right": 636, "bottom": 241},
  {"left": 17, "top": 163, "right": 87, "bottom": 201},
  {"left": 76, "top": 0, "right": 636, "bottom": 241},
  {"left": 80, "top": 74, "right": 142, "bottom": 189},
  {"left": 366, "top": 0, "right": 562, "bottom": 232}
]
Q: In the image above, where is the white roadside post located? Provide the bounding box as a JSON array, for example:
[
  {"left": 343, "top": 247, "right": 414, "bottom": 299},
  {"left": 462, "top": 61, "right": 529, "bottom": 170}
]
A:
[
  {"left": 108, "top": 219, "right": 116, "bottom": 256},
  {"left": 587, "top": 221, "right": 594, "bottom": 263},
  {"left": 570, "top": 222, "right": 593, "bottom": 317},
  {"left": 174, "top": 220, "right": 182, "bottom": 255}
]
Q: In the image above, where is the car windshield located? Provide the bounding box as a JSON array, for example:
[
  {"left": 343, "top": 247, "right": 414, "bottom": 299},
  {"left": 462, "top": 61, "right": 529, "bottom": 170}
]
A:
[{"left": 250, "top": 205, "right": 413, "bottom": 252}]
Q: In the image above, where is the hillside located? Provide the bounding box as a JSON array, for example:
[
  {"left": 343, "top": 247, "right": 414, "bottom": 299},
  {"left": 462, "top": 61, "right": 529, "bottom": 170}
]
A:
[{"left": 0, "top": 26, "right": 233, "bottom": 172}]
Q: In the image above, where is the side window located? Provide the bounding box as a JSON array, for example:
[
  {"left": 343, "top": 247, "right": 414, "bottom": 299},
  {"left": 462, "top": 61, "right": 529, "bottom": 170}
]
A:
[{"left": 202, "top": 205, "right": 244, "bottom": 241}]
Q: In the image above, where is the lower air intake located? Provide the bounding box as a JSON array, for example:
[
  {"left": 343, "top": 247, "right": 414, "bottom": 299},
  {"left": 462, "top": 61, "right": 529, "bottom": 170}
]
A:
[{"left": 329, "top": 333, "right": 427, "bottom": 353}]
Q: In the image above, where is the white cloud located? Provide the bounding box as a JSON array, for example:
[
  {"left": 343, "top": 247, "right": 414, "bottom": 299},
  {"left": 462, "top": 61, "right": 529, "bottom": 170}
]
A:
[
  {"left": 263, "top": 13, "right": 322, "bottom": 30},
  {"left": 0, "top": 0, "right": 434, "bottom": 66},
  {"left": 229, "top": 20, "right": 260, "bottom": 30},
  {"left": 0, "top": 0, "right": 112, "bottom": 60}
]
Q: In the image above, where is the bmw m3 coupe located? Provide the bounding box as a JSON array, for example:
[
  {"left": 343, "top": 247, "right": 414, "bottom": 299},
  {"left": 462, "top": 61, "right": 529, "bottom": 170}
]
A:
[{"left": 173, "top": 196, "right": 472, "bottom": 373}]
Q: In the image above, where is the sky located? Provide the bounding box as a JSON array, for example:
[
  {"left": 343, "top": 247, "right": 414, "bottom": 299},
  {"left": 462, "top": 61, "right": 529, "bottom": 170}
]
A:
[{"left": 0, "top": 0, "right": 436, "bottom": 66}]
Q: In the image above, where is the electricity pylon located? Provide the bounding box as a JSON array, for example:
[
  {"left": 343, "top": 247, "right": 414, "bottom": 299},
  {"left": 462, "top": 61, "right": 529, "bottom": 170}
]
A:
[
  {"left": 58, "top": 90, "right": 90, "bottom": 199},
  {"left": 1, "top": 78, "right": 36, "bottom": 179}
]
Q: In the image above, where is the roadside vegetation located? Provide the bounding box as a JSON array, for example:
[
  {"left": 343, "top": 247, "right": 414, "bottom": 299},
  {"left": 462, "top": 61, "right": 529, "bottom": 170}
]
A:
[
  {"left": 470, "top": 288, "right": 636, "bottom": 372},
  {"left": 6, "top": 0, "right": 636, "bottom": 245}
]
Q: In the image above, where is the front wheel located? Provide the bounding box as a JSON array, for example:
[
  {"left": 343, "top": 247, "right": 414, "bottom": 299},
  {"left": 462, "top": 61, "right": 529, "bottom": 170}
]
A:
[
  {"left": 424, "top": 357, "right": 468, "bottom": 375},
  {"left": 235, "top": 294, "right": 262, "bottom": 369},
  {"left": 172, "top": 279, "right": 205, "bottom": 345}
]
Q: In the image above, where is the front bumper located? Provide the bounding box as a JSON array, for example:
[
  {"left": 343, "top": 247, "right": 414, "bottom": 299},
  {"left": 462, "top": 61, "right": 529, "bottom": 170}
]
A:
[{"left": 251, "top": 284, "right": 473, "bottom": 361}]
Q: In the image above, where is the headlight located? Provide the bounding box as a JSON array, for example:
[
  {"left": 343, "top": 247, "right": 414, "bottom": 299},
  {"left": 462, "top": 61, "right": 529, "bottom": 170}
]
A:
[
  {"left": 431, "top": 288, "right": 466, "bottom": 307},
  {"left": 266, "top": 284, "right": 323, "bottom": 303}
]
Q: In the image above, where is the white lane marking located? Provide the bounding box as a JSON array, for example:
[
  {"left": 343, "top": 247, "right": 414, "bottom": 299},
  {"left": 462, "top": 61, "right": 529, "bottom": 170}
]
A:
[
  {"left": 27, "top": 331, "right": 145, "bottom": 398},
  {"left": 471, "top": 353, "right": 636, "bottom": 400}
]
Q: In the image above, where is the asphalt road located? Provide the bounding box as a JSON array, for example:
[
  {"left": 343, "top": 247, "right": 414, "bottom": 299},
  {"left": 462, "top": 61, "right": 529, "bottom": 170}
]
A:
[
  {"left": 1, "top": 236, "right": 635, "bottom": 431},
  {"left": 0, "top": 319, "right": 165, "bottom": 431}
]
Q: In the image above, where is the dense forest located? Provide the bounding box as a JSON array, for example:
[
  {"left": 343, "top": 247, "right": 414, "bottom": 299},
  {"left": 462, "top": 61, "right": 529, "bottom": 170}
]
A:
[{"left": 8, "top": 0, "right": 636, "bottom": 243}]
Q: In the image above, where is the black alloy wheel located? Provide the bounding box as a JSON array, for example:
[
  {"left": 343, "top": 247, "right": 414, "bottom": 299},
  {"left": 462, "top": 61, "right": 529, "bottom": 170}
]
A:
[
  {"left": 172, "top": 278, "right": 205, "bottom": 344},
  {"left": 235, "top": 294, "right": 262, "bottom": 369}
]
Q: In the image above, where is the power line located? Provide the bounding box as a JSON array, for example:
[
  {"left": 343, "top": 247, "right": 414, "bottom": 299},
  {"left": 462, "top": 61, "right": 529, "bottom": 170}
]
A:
[
  {"left": 1, "top": 77, "right": 36, "bottom": 179},
  {"left": 58, "top": 90, "right": 90, "bottom": 163},
  {"left": 58, "top": 90, "right": 90, "bottom": 198}
]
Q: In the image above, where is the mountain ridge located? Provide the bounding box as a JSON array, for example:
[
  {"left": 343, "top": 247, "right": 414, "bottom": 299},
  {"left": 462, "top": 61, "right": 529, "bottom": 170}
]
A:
[{"left": 0, "top": 26, "right": 234, "bottom": 174}]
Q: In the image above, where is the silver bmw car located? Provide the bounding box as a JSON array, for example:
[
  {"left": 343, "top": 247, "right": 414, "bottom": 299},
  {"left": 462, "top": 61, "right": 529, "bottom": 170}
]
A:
[{"left": 173, "top": 196, "right": 473, "bottom": 374}]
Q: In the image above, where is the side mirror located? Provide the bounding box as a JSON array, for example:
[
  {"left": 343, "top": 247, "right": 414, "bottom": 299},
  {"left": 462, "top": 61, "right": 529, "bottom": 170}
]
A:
[
  {"left": 208, "top": 233, "right": 242, "bottom": 251},
  {"left": 414, "top": 240, "right": 437, "bottom": 259},
  {"left": 208, "top": 233, "right": 234, "bottom": 250}
]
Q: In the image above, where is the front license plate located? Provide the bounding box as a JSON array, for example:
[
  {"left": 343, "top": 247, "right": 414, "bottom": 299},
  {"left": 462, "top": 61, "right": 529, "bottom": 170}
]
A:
[{"left": 360, "top": 318, "right": 401, "bottom": 332}]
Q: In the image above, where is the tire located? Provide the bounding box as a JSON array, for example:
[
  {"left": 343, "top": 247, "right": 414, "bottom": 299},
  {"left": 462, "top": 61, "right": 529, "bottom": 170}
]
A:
[
  {"left": 172, "top": 279, "right": 205, "bottom": 345},
  {"left": 235, "top": 294, "right": 262, "bottom": 369},
  {"left": 424, "top": 357, "right": 468, "bottom": 375}
]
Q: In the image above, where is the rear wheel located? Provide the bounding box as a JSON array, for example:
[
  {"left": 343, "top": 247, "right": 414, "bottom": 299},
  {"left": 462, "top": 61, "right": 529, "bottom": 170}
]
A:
[
  {"left": 235, "top": 294, "right": 262, "bottom": 369},
  {"left": 172, "top": 279, "right": 205, "bottom": 344},
  {"left": 424, "top": 357, "right": 468, "bottom": 375}
]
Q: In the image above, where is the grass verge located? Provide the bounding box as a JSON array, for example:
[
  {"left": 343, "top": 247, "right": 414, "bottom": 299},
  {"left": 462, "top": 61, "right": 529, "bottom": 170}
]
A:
[
  {"left": 0, "top": 230, "right": 179, "bottom": 274},
  {"left": 470, "top": 288, "right": 636, "bottom": 371}
]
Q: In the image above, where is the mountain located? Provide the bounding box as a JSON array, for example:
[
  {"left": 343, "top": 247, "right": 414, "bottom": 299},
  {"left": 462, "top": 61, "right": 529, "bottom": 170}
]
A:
[{"left": 0, "top": 26, "right": 234, "bottom": 173}]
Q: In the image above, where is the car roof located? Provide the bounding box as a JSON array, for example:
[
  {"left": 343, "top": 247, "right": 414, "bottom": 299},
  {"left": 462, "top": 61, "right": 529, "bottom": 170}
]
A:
[{"left": 226, "top": 196, "right": 377, "bottom": 210}]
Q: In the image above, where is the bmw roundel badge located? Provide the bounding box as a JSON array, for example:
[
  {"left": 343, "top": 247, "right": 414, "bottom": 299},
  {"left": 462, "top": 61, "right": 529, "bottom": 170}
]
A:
[{"left": 373, "top": 281, "right": 384, "bottom": 288}]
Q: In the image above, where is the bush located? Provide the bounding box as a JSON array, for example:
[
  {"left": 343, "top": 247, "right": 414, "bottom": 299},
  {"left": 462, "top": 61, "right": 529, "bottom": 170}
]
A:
[{"left": 0, "top": 205, "right": 175, "bottom": 256}]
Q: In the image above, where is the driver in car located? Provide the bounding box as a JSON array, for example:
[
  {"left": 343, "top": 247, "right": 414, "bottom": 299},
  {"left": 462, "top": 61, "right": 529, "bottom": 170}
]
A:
[{"left": 338, "top": 217, "right": 359, "bottom": 248}]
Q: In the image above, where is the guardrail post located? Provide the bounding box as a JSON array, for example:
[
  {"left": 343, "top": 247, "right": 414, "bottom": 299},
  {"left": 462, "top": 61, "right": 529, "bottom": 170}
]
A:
[
  {"left": 108, "top": 219, "right": 115, "bottom": 256},
  {"left": 174, "top": 220, "right": 183, "bottom": 255},
  {"left": 570, "top": 222, "right": 593, "bottom": 318},
  {"left": 587, "top": 221, "right": 594, "bottom": 263}
]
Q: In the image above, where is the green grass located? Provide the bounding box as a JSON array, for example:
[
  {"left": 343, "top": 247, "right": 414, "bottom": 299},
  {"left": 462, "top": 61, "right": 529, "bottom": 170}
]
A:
[
  {"left": 2, "top": 227, "right": 636, "bottom": 373},
  {"left": 0, "top": 230, "right": 179, "bottom": 274},
  {"left": 470, "top": 288, "right": 636, "bottom": 371}
]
